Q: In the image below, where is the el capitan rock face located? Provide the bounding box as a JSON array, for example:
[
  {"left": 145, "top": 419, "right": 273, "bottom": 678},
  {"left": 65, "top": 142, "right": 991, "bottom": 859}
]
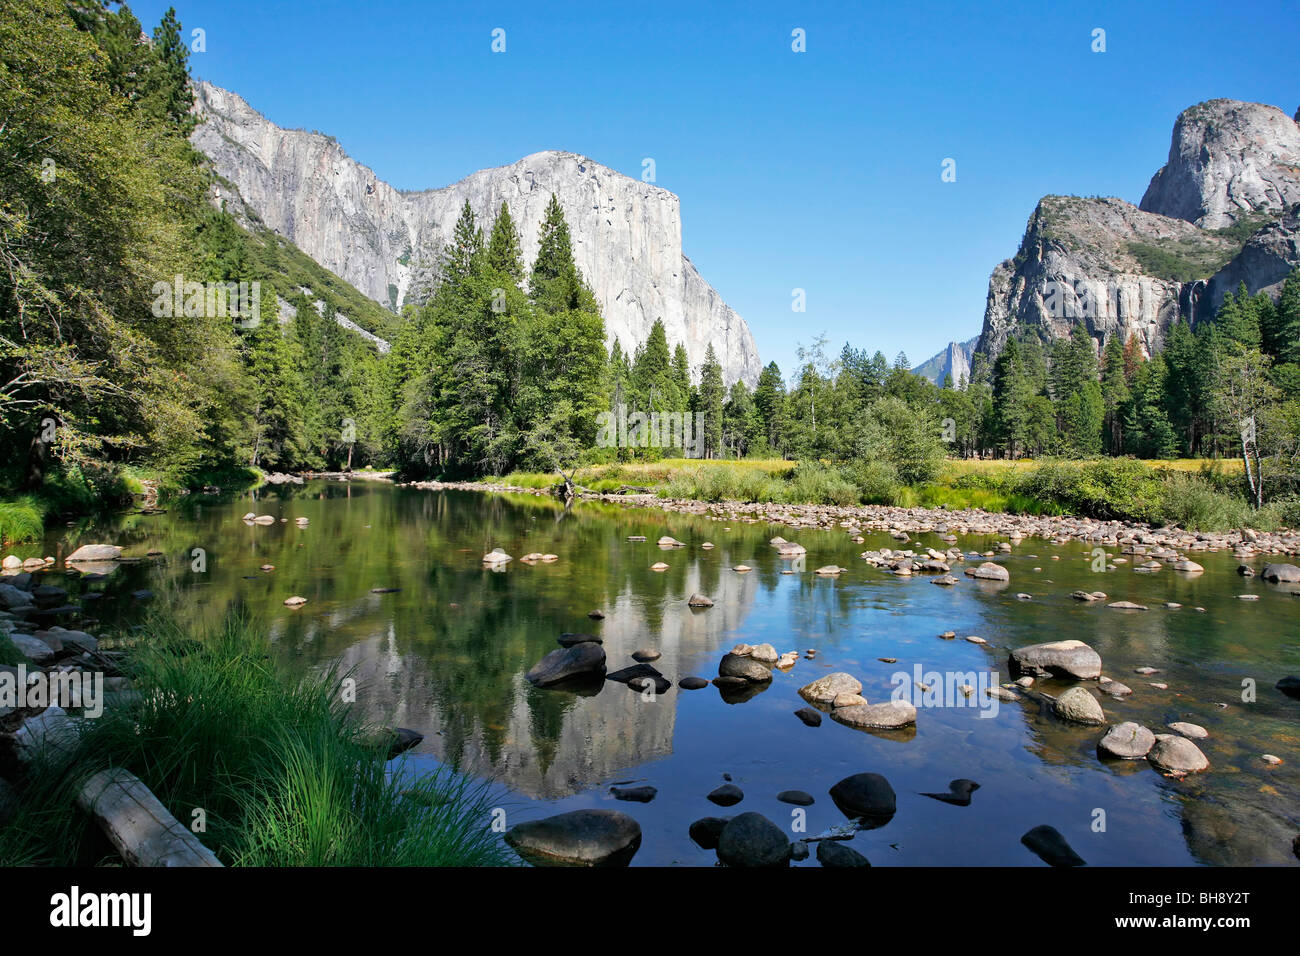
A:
[
  {"left": 1140, "top": 99, "right": 1300, "bottom": 229},
  {"left": 190, "top": 82, "right": 761, "bottom": 386}
]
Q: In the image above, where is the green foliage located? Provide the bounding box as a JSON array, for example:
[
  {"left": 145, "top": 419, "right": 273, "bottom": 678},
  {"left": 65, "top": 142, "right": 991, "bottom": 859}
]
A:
[
  {"left": 0, "top": 613, "right": 509, "bottom": 867},
  {"left": 0, "top": 494, "right": 45, "bottom": 543}
]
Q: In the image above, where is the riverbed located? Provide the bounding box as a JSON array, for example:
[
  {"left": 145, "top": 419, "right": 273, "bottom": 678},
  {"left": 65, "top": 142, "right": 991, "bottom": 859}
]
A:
[{"left": 15, "top": 479, "right": 1300, "bottom": 865}]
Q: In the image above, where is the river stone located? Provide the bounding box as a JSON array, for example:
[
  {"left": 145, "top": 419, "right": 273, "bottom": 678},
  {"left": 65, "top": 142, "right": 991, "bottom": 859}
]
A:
[
  {"left": 1098, "top": 722, "right": 1155, "bottom": 759},
  {"left": 828, "top": 772, "right": 896, "bottom": 825},
  {"left": 921, "top": 779, "right": 981, "bottom": 806},
  {"left": 1021, "top": 825, "right": 1085, "bottom": 867},
  {"left": 385, "top": 727, "right": 424, "bottom": 759},
  {"left": 965, "top": 561, "right": 1009, "bottom": 581},
  {"left": 831, "top": 699, "right": 917, "bottom": 730},
  {"left": 816, "top": 840, "right": 871, "bottom": 867},
  {"left": 1168, "top": 721, "right": 1208, "bottom": 739},
  {"left": 8, "top": 633, "right": 54, "bottom": 664},
  {"left": 631, "top": 648, "right": 661, "bottom": 663},
  {"left": 557, "top": 632, "right": 601, "bottom": 646},
  {"left": 678, "top": 676, "right": 708, "bottom": 690},
  {"left": 777, "top": 790, "right": 815, "bottom": 806},
  {"left": 284, "top": 596, "right": 307, "bottom": 607},
  {"left": 688, "top": 816, "right": 730, "bottom": 850},
  {"left": 610, "top": 785, "right": 657, "bottom": 803},
  {"left": 798, "top": 672, "right": 862, "bottom": 705},
  {"left": 1009, "top": 640, "right": 1102, "bottom": 680},
  {"left": 748, "top": 643, "right": 779, "bottom": 664},
  {"left": 1148, "top": 734, "right": 1210, "bottom": 774},
  {"left": 1276, "top": 676, "right": 1300, "bottom": 699},
  {"left": 65, "top": 544, "right": 121, "bottom": 564},
  {"left": 790, "top": 840, "right": 810, "bottom": 861},
  {"left": 718, "top": 652, "right": 772, "bottom": 683},
  {"left": 1053, "top": 687, "right": 1105, "bottom": 725},
  {"left": 525, "top": 643, "right": 606, "bottom": 687},
  {"left": 0, "top": 584, "right": 33, "bottom": 611},
  {"left": 707, "top": 783, "right": 744, "bottom": 807},
  {"left": 832, "top": 693, "right": 869, "bottom": 708},
  {"left": 687, "top": 593, "right": 714, "bottom": 607},
  {"left": 1262, "top": 563, "right": 1300, "bottom": 583},
  {"left": 794, "top": 707, "right": 823, "bottom": 727},
  {"left": 505, "top": 809, "right": 641, "bottom": 867},
  {"left": 716, "top": 812, "right": 791, "bottom": 868},
  {"left": 1172, "top": 560, "right": 1204, "bottom": 573}
]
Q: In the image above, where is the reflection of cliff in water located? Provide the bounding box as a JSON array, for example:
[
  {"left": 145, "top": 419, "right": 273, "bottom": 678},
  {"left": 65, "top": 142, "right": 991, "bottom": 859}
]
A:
[{"left": 328, "top": 559, "right": 759, "bottom": 799}]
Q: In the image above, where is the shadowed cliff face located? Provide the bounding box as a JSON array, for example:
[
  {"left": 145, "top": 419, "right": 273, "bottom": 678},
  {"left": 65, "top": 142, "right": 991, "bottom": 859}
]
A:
[
  {"left": 974, "top": 100, "right": 1300, "bottom": 363},
  {"left": 190, "top": 82, "right": 761, "bottom": 387}
]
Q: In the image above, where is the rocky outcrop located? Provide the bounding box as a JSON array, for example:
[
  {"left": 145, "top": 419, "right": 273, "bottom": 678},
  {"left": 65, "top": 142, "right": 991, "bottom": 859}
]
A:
[
  {"left": 1140, "top": 100, "right": 1300, "bottom": 229},
  {"left": 191, "top": 82, "right": 761, "bottom": 385},
  {"left": 976, "top": 196, "right": 1236, "bottom": 361},
  {"left": 972, "top": 100, "right": 1300, "bottom": 365},
  {"left": 912, "top": 336, "right": 976, "bottom": 384}
]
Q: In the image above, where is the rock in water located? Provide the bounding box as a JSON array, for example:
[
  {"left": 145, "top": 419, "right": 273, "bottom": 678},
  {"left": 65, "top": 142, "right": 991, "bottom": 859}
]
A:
[
  {"left": 794, "top": 707, "right": 823, "bottom": 727},
  {"left": 557, "top": 632, "right": 601, "bottom": 646},
  {"left": 798, "top": 672, "right": 862, "bottom": 705},
  {"left": 707, "top": 783, "right": 744, "bottom": 807},
  {"left": 65, "top": 544, "right": 121, "bottom": 564},
  {"left": 1021, "top": 825, "right": 1086, "bottom": 867},
  {"left": 964, "top": 561, "right": 1009, "bottom": 581},
  {"left": 1098, "top": 722, "right": 1156, "bottom": 759},
  {"left": 610, "top": 785, "right": 657, "bottom": 803},
  {"left": 1053, "top": 687, "right": 1106, "bottom": 725},
  {"left": 525, "top": 643, "right": 606, "bottom": 687},
  {"left": 718, "top": 652, "right": 772, "bottom": 683},
  {"left": 1276, "top": 676, "right": 1300, "bottom": 699},
  {"left": 777, "top": 790, "right": 815, "bottom": 807},
  {"left": 385, "top": 728, "right": 424, "bottom": 759},
  {"left": 716, "top": 813, "right": 791, "bottom": 868},
  {"left": 688, "top": 816, "right": 730, "bottom": 850},
  {"left": 1008, "top": 640, "right": 1102, "bottom": 680},
  {"left": 1148, "top": 734, "right": 1210, "bottom": 774},
  {"left": 687, "top": 593, "right": 714, "bottom": 607},
  {"left": 505, "top": 809, "right": 642, "bottom": 866},
  {"left": 830, "top": 699, "right": 917, "bottom": 730},
  {"left": 920, "top": 779, "right": 980, "bottom": 806},
  {"left": 1262, "top": 563, "right": 1300, "bottom": 583},
  {"left": 816, "top": 840, "right": 871, "bottom": 867},
  {"left": 829, "top": 772, "right": 896, "bottom": 827}
]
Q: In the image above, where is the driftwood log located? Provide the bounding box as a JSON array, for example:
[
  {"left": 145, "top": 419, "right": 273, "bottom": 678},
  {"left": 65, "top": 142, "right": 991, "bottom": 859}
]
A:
[{"left": 76, "top": 768, "right": 223, "bottom": 867}]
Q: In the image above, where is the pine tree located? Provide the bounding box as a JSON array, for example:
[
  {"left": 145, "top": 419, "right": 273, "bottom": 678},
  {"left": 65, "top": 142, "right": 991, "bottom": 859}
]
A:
[
  {"left": 697, "top": 345, "right": 724, "bottom": 458},
  {"left": 484, "top": 201, "right": 524, "bottom": 283}
]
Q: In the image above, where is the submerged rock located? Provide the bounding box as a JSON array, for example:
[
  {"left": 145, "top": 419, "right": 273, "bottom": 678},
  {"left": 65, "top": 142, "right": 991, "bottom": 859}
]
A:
[
  {"left": 610, "top": 785, "right": 657, "bottom": 803},
  {"left": 716, "top": 812, "right": 791, "bottom": 868},
  {"left": 794, "top": 707, "right": 823, "bottom": 727},
  {"left": 526, "top": 643, "right": 607, "bottom": 687},
  {"left": 829, "top": 772, "right": 896, "bottom": 826},
  {"left": 688, "top": 816, "right": 730, "bottom": 850},
  {"left": 1148, "top": 734, "right": 1209, "bottom": 774},
  {"left": 505, "top": 809, "right": 642, "bottom": 867},
  {"left": 707, "top": 783, "right": 744, "bottom": 807},
  {"left": 920, "top": 779, "right": 980, "bottom": 806},
  {"left": 1021, "top": 825, "right": 1085, "bottom": 867},
  {"left": 816, "top": 840, "right": 871, "bottom": 867}
]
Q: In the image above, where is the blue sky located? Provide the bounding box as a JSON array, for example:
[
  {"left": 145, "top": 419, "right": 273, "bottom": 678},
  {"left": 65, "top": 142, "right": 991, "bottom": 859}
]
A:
[{"left": 134, "top": 0, "right": 1298, "bottom": 375}]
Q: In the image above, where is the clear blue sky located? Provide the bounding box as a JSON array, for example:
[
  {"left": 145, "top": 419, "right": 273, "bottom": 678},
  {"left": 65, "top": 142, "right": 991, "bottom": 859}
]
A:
[{"left": 134, "top": 0, "right": 1298, "bottom": 375}]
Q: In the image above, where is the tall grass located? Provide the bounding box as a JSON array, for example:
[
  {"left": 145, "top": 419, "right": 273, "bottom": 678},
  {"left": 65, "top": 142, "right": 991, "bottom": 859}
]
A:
[
  {"left": 0, "top": 613, "right": 510, "bottom": 867},
  {"left": 0, "top": 495, "right": 45, "bottom": 544}
]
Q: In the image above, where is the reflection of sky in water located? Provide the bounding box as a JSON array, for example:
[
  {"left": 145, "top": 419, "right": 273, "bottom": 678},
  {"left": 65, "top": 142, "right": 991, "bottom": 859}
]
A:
[{"left": 34, "top": 481, "right": 1300, "bottom": 866}]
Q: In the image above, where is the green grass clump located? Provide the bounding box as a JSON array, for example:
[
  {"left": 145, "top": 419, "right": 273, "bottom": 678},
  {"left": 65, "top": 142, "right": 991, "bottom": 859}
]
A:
[
  {"left": 0, "top": 495, "right": 45, "bottom": 544},
  {"left": 0, "top": 633, "right": 25, "bottom": 667},
  {"left": 0, "top": 613, "right": 510, "bottom": 867}
]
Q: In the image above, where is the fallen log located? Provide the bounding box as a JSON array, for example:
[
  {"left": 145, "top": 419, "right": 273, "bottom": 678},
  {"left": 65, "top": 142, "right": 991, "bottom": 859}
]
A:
[{"left": 76, "top": 767, "right": 223, "bottom": 867}]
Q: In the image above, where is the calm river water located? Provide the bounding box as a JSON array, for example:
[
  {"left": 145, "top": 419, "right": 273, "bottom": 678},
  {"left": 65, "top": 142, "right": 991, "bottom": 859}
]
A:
[{"left": 21, "top": 479, "right": 1300, "bottom": 865}]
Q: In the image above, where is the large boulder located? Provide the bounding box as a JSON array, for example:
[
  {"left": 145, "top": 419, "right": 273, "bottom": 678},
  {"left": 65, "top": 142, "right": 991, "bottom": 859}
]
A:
[
  {"left": 816, "top": 840, "right": 871, "bottom": 867},
  {"left": 830, "top": 699, "right": 917, "bottom": 731},
  {"left": 525, "top": 643, "right": 606, "bottom": 687},
  {"left": 828, "top": 772, "right": 896, "bottom": 826},
  {"left": 1148, "top": 734, "right": 1209, "bottom": 774},
  {"left": 65, "top": 544, "right": 121, "bottom": 564},
  {"left": 964, "top": 561, "right": 1009, "bottom": 582},
  {"left": 718, "top": 652, "right": 772, "bottom": 683},
  {"left": 1262, "top": 563, "right": 1300, "bottom": 583},
  {"left": 1098, "top": 722, "right": 1156, "bottom": 759},
  {"left": 1009, "top": 640, "right": 1102, "bottom": 680},
  {"left": 716, "top": 812, "right": 791, "bottom": 868},
  {"left": 798, "top": 672, "right": 862, "bottom": 705},
  {"left": 505, "top": 809, "right": 641, "bottom": 866},
  {"left": 0, "top": 584, "right": 33, "bottom": 611},
  {"left": 1053, "top": 687, "right": 1106, "bottom": 725}
]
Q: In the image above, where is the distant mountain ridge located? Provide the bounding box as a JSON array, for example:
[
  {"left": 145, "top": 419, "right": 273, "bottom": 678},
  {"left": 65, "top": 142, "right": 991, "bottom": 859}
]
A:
[{"left": 912, "top": 337, "right": 977, "bottom": 384}]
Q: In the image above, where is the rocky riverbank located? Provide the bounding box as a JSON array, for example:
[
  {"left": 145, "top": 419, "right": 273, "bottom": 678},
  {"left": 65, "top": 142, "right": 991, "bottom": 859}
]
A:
[{"left": 402, "top": 479, "right": 1300, "bottom": 556}]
